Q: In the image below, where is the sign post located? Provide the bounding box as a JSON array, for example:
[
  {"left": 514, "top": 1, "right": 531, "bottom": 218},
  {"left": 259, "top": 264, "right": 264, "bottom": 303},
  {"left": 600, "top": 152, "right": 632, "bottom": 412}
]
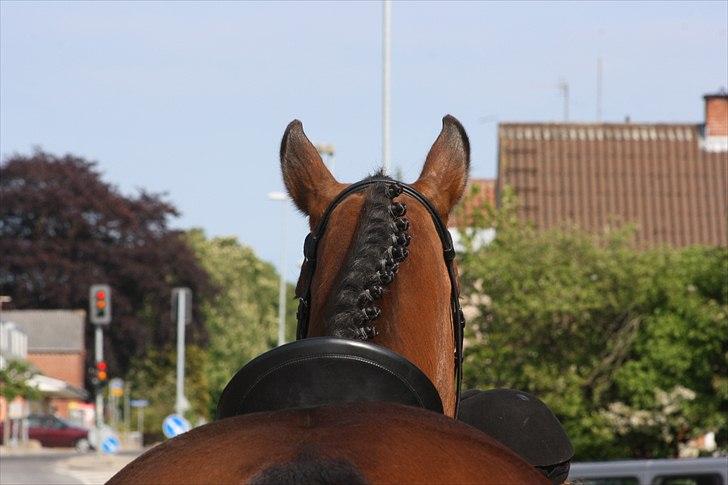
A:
[
  {"left": 171, "top": 288, "right": 192, "bottom": 416},
  {"left": 130, "top": 399, "right": 148, "bottom": 448}
]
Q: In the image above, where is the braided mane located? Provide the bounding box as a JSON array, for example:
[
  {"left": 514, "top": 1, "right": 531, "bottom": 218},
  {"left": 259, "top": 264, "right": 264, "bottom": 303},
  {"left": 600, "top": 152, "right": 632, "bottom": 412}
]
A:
[{"left": 324, "top": 173, "right": 411, "bottom": 340}]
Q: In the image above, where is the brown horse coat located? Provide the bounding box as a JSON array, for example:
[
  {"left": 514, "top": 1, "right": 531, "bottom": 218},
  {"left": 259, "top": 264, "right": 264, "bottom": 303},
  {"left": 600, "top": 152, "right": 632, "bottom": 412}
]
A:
[{"left": 109, "top": 402, "right": 547, "bottom": 484}]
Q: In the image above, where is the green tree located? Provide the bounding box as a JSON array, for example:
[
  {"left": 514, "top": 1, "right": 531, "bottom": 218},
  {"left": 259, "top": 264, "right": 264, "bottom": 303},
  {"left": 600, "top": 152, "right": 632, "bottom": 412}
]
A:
[
  {"left": 126, "top": 345, "right": 210, "bottom": 435},
  {"left": 0, "top": 151, "right": 211, "bottom": 385},
  {"left": 186, "top": 229, "right": 296, "bottom": 418},
  {"left": 0, "top": 360, "right": 39, "bottom": 445},
  {"left": 457, "top": 186, "right": 728, "bottom": 459}
]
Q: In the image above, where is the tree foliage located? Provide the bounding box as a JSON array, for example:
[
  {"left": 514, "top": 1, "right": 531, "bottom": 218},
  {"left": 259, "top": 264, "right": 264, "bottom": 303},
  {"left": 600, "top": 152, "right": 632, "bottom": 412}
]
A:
[
  {"left": 186, "top": 229, "right": 296, "bottom": 418},
  {"left": 0, "top": 150, "right": 211, "bottom": 385},
  {"left": 457, "top": 186, "right": 728, "bottom": 459},
  {"left": 0, "top": 360, "right": 39, "bottom": 401},
  {"left": 126, "top": 345, "right": 210, "bottom": 434}
]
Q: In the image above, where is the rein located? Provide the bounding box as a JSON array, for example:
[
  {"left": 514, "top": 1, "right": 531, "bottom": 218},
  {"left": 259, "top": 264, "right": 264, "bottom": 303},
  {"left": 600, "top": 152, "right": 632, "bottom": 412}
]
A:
[{"left": 294, "top": 178, "right": 465, "bottom": 415}]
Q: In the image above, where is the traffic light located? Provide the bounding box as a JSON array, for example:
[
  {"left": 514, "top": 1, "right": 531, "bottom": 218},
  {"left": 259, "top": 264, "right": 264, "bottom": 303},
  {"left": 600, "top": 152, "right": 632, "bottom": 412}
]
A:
[
  {"left": 89, "top": 284, "right": 112, "bottom": 324},
  {"left": 96, "top": 361, "right": 108, "bottom": 383}
]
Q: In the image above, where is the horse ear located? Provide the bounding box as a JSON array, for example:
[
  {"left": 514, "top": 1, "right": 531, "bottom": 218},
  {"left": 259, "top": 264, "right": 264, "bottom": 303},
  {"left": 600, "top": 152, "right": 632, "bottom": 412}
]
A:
[
  {"left": 280, "top": 120, "right": 340, "bottom": 220},
  {"left": 412, "top": 115, "right": 470, "bottom": 218}
]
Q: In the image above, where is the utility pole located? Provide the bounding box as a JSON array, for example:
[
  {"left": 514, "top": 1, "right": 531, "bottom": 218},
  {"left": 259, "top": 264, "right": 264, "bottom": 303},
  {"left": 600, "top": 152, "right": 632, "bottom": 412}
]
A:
[
  {"left": 558, "top": 79, "right": 570, "bottom": 122},
  {"left": 172, "top": 288, "right": 192, "bottom": 416},
  {"left": 596, "top": 56, "right": 603, "bottom": 122},
  {"left": 268, "top": 192, "right": 288, "bottom": 346},
  {"left": 382, "top": 0, "right": 391, "bottom": 173}
]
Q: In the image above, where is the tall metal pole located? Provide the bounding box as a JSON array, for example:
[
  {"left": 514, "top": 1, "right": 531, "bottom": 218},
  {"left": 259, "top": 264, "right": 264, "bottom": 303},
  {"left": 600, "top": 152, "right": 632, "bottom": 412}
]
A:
[
  {"left": 596, "top": 56, "right": 603, "bottom": 122},
  {"left": 382, "top": 0, "right": 391, "bottom": 173},
  {"left": 268, "top": 192, "right": 289, "bottom": 346},
  {"left": 123, "top": 382, "right": 130, "bottom": 435},
  {"left": 175, "top": 292, "right": 186, "bottom": 416},
  {"left": 95, "top": 326, "right": 103, "bottom": 429},
  {"left": 277, "top": 201, "right": 287, "bottom": 346},
  {"left": 559, "top": 80, "right": 570, "bottom": 122}
]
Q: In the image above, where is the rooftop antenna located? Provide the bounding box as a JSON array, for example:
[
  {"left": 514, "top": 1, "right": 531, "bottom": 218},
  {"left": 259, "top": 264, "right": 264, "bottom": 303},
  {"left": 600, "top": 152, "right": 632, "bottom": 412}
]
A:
[
  {"left": 596, "top": 28, "right": 605, "bottom": 122},
  {"left": 558, "top": 79, "right": 570, "bottom": 121},
  {"left": 382, "top": 0, "right": 391, "bottom": 173},
  {"left": 596, "top": 57, "right": 603, "bottom": 122}
]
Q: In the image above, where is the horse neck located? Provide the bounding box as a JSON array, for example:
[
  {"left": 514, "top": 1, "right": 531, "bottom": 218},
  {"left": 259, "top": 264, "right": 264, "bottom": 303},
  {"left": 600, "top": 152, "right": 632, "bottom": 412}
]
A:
[{"left": 378, "top": 205, "right": 456, "bottom": 415}]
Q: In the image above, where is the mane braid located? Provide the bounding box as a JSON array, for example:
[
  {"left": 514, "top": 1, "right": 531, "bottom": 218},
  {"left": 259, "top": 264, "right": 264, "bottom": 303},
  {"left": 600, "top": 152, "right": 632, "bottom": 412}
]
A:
[{"left": 324, "top": 176, "right": 411, "bottom": 340}]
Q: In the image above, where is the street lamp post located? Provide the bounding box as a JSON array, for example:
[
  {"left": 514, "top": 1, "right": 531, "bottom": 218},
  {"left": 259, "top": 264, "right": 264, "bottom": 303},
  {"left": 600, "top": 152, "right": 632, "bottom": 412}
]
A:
[
  {"left": 382, "top": 0, "right": 391, "bottom": 173},
  {"left": 268, "top": 191, "right": 288, "bottom": 346}
]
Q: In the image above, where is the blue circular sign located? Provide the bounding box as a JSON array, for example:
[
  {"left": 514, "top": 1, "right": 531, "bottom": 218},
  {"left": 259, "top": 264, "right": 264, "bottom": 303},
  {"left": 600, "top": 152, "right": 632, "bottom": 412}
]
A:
[
  {"left": 162, "top": 414, "right": 191, "bottom": 439},
  {"left": 101, "top": 435, "right": 121, "bottom": 454}
]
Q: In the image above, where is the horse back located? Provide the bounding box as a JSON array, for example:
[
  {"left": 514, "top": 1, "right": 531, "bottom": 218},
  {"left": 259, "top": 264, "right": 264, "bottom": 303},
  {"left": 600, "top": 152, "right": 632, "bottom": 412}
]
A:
[{"left": 109, "top": 402, "right": 546, "bottom": 484}]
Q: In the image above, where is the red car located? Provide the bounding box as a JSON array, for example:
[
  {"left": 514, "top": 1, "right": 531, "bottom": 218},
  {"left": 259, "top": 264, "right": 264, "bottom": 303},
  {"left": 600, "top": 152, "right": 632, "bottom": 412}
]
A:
[{"left": 0, "top": 414, "right": 91, "bottom": 451}]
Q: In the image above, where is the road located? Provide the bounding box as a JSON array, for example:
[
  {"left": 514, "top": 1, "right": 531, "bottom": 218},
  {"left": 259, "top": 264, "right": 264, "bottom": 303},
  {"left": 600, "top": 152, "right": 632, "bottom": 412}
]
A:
[
  {"left": 0, "top": 450, "right": 140, "bottom": 485},
  {"left": 0, "top": 452, "right": 82, "bottom": 485}
]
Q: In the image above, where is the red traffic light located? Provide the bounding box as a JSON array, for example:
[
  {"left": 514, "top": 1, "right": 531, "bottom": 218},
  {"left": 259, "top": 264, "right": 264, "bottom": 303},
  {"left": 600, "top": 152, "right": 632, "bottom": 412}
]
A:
[
  {"left": 89, "top": 284, "right": 111, "bottom": 325},
  {"left": 97, "top": 361, "right": 107, "bottom": 372}
]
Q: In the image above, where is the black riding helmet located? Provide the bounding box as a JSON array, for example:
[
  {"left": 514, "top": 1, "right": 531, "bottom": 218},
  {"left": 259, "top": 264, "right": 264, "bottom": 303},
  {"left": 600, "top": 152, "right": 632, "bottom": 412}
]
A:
[{"left": 458, "top": 388, "right": 574, "bottom": 484}]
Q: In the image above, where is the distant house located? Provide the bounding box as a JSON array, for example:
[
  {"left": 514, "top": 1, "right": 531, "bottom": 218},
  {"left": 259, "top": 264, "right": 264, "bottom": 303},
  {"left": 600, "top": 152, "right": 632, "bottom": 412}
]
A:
[
  {"left": 497, "top": 92, "right": 728, "bottom": 247},
  {"left": 449, "top": 179, "right": 497, "bottom": 249},
  {"left": 2, "top": 310, "right": 87, "bottom": 418},
  {"left": 449, "top": 179, "right": 496, "bottom": 228}
]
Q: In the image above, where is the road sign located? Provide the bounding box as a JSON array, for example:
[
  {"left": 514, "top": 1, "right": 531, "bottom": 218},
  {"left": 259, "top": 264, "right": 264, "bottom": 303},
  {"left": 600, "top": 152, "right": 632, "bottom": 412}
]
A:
[
  {"left": 162, "top": 414, "right": 191, "bottom": 439},
  {"left": 171, "top": 287, "right": 193, "bottom": 325},
  {"left": 109, "top": 378, "right": 124, "bottom": 397},
  {"left": 101, "top": 434, "right": 121, "bottom": 454},
  {"left": 130, "top": 399, "right": 149, "bottom": 408}
]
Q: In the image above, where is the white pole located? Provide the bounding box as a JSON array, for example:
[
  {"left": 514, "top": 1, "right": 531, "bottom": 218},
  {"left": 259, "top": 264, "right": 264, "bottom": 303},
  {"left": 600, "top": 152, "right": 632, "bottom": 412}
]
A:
[
  {"left": 277, "top": 201, "right": 287, "bottom": 346},
  {"left": 94, "top": 326, "right": 103, "bottom": 430},
  {"left": 139, "top": 407, "right": 144, "bottom": 448},
  {"left": 175, "top": 292, "right": 186, "bottom": 416},
  {"left": 382, "top": 0, "right": 391, "bottom": 173}
]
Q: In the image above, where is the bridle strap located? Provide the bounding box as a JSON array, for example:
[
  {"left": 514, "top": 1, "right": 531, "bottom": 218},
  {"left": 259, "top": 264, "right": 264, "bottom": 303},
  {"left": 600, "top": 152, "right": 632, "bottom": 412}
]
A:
[{"left": 294, "top": 178, "right": 465, "bottom": 416}]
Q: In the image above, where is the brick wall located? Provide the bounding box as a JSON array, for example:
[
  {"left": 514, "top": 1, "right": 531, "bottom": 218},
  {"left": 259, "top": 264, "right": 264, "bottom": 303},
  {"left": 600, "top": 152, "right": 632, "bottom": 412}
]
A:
[{"left": 27, "top": 352, "right": 85, "bottom": 388}]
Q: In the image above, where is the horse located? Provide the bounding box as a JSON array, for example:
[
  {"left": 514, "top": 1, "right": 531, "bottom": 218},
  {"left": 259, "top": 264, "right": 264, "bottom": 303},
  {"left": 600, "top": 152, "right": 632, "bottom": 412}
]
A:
[{"left": 109, "top": 116, "right": 547, "bottom": 484}]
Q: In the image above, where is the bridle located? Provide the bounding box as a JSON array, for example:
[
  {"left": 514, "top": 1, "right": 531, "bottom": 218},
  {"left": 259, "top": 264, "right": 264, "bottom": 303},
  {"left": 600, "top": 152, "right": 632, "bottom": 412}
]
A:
[{"left": 294, "top": 177, "right": 465, "bottom": 415}]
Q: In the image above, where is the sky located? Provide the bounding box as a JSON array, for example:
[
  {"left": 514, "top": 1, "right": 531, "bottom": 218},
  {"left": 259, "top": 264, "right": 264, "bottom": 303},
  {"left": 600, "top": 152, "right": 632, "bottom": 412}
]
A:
[{"left": 2, "top": 1, "right": 727, "bottom": 280}]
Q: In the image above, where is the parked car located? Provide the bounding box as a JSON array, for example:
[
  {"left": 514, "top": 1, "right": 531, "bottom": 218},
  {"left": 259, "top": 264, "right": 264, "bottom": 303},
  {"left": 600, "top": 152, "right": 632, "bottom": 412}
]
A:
[{"left": 0, "top": 414, "right": 91, "bottom": 452}]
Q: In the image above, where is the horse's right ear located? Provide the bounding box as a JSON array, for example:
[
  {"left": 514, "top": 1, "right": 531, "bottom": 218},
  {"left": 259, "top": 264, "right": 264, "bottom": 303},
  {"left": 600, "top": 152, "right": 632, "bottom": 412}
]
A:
[{"left": 280, "top": 120, "right": 341, "bottom": 221}]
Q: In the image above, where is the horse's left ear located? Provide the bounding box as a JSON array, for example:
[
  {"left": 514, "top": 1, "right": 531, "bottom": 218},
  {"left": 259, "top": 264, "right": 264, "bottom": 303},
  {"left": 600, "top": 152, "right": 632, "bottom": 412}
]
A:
[
  {"left": 280, "top": 120, "right": 342, "bottom": 222},
  {"left": 412, "top": 115, "right": 470, "bottom": 218}
]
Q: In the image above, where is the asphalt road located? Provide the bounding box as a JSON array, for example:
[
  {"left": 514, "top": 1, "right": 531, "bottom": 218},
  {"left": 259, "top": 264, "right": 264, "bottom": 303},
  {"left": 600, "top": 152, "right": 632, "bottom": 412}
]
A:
[{"left": 0, "top": 452, "right": 83, "bottom": 485}]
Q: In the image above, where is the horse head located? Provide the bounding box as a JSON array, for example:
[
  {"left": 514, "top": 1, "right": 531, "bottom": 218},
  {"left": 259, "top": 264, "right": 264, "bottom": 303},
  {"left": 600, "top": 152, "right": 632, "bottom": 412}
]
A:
[{"left": 280, "top": 115, "right": 469, "bottom": 417}]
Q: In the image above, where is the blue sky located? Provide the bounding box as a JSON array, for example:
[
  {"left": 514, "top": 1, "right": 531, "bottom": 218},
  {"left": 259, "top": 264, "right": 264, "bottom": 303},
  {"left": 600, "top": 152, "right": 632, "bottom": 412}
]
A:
[{"left": 2, "top": 1, "right": 726, "bottom": 279}]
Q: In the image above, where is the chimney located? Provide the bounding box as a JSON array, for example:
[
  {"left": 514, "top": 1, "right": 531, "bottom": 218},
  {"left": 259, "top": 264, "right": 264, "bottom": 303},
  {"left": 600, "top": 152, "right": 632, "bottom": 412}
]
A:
[{"left": 704, "top": 90, "right": 728, "bottom": 137}]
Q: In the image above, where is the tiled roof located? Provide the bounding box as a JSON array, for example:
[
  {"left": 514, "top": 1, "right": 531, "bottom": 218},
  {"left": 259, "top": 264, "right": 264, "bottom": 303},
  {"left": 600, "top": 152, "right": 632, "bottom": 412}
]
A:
[
  {"left": 2, "top": 310, "right": 85, "bottom": 353},
  {"left": 497, "top": 123, "right": 727, "bottom": 247}
]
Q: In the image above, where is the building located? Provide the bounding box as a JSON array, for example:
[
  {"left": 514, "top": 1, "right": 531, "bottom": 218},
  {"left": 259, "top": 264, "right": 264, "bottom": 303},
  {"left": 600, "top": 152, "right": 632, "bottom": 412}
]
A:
[
  {"left": 449, "top": 179, "right": 497, "bottom": 249},
  {"left": 497, "top": 92, "right": 728, "bottom": 247},
  {"left": 449, "top": 178, "right": 496, "bottom": 228},
  {"left": 2, "top": 310, "right": 87, "bottom": 418}
]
